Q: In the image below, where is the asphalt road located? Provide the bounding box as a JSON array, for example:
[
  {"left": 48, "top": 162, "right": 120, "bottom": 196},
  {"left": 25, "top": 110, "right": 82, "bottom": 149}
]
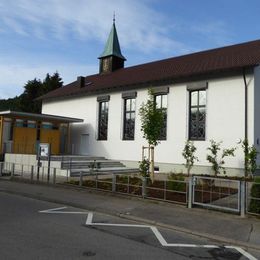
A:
[{"left": 0, "top": 192, "right": 259, "bottom": 260}]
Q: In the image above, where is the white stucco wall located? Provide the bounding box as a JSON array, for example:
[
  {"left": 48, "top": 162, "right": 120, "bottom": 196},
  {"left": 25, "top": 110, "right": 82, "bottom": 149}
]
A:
[{"left": 42, "top": 74, "right": 255, "bottom": 175}]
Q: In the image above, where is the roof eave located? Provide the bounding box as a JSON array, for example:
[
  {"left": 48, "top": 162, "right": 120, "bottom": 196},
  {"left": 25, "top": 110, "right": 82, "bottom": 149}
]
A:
[{"left": 0, "top": 110, "right": 83, "bottom": 123}]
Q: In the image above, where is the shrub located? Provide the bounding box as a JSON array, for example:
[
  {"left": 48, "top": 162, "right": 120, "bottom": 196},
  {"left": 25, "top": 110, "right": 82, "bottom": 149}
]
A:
[
  {"left": 240, "top": 139, "right": 259, "bottom": 178},
  {"left": 139, "top": 159, "right": 150, "bottom": 178},
  {"left": 68, "top": 179, "right": 79, "bottom": 185},
  {"left": 249, "top": 177, "right": 260, "bottom": 214},
  {"left": 167, "top": 173, "right": 186, "bottom": 192},
  {"left": 206, "top": 140, "right": 236, "bottom": 176},
  {"left": 182, "top": 141, "right": 198, "bottom": 176}
]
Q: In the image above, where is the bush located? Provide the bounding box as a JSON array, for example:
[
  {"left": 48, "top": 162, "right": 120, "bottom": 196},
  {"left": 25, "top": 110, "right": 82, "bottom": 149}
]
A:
[
  {"left": 68, "top": 179, "right": 79, "bottom": 185},
  {"left": 139, "top": 159, "right": 150, "bottom": 178},
  {"left": 206, "top": 140, "right": 236, "bottom": 176},
  {"left": 167, "top": 173, "right": 186, "bottom": 192},
  {"left": 182, "top": 141, "right": 198, "bottom": 176},
  {"left": 249, "top": 177, "right": 260, "bottom": 214}
]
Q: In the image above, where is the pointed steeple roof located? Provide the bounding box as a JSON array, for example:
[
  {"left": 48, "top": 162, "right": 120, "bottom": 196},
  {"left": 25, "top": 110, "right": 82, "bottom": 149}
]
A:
[{"left": 99, "top": 20, "right": 126, "bottom": 60}]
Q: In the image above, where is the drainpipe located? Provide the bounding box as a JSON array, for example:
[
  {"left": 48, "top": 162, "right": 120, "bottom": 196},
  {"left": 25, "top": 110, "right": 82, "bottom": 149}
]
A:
[
  {"left": 243, "top": 67, "right": 248, "bottom": 142},
  {"left": 243, "top": 68, "right": 248, "bottom": 178}
]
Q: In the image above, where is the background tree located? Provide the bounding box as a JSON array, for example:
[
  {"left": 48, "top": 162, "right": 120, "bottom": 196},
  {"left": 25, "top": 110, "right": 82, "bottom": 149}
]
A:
[
  {"left": 42, "top": 72, "right": 63, "bottom": 94},
  {"left": 19, "top": 78, "right": 43, "bottom": 113},
  {"left": 0, "top": 96, "right": 21, "bottom": 111},
  {"left": 182, "top": 141, "right": 198, "bottom": 176},
  {"left": 0, "top": 72, "right": 63, "bottom": 113},
  {"left": 139, "top": 89, "right": 164, "bottom": 182}
]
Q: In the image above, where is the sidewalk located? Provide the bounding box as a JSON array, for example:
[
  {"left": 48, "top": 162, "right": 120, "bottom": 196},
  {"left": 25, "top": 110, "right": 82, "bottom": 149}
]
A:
[{"left": 0, "top": 178, "right": 259, "bottom": 250}]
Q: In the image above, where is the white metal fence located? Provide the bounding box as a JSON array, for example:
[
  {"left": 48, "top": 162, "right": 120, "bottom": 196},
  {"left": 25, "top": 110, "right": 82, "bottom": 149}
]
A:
[
  {"left": 1, "top": 161, "right": 259, "bottom": 217},
  {"left": 192, "top": 176, "right": 241, "bottom": 213},
  {"left": 0, "top": 161, "right": 69, "bottom": 184}
]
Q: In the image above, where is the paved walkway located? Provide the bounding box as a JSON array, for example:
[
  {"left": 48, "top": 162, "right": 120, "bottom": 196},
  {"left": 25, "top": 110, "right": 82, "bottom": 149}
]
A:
[{"left": 0, "top": 178, "right": 259, "bottom": 251}]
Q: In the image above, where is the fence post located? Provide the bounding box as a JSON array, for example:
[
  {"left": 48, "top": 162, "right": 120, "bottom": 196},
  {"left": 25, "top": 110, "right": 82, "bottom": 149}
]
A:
[
  {"left": 30, "top": 165, "right": 34, "bottom": 182},
  {"left": 11, "top": 163, "right": 15, "bottom": 177},
  {"left": 53, "top": 168, "right": 56, "bottom": 185},
  {"left": 112, "top": 174, "right": 116, "bottom": 192},
  {"left": 188, "top": 177, "right": 193, "bottom": 208},
  {"left": 47, "top": 165, "right": 50, "bottom": 182},
  {"left": 36, "top": 165, "right": 39, "bottom": 180},
  {"left": 0, "top": 162, "right": 2, "bottom": 176},
  {"left": 41, "top": 167, "right": 44, "bottom": 181},
  {"left": 142, "top": 177, "right": 147, "bottom": 198},
  {"left": 164, "top": 180, "right": 166, "bottom": 200},
  {"left": 69, "top": 158, "right": 72, "bottom": 172},
  {"left": 21, "top": 165, "right": 24, "bottom": 178},
  {"left": 127, "top": 175, "right": 130, "bottom": 194},
  {"left": 240, "top": 180, "right": 246, "bottom": 218},
  {"left": 79, "top": 171, "right": 83, "bottom": 186}
]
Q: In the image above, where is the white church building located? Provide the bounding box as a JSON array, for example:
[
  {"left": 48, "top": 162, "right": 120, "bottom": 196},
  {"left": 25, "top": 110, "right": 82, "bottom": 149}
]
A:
[{"left": 40, "top": 21, "right": 260, "bottom": 176}]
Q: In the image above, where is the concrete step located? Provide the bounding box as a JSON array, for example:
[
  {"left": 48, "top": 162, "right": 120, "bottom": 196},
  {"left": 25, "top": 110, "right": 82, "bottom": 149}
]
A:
[
  {"left": 41, "top": 155, "right": 106, "bottom": 161},
  {"left": 40, "top": 155, "right": 138, "bottom": 175},
  {"left": 70, "top": 167, "right": 140, "bottom": 176},
  {"left": 61, "top": 161, "right": 125, "bottom": 169}
]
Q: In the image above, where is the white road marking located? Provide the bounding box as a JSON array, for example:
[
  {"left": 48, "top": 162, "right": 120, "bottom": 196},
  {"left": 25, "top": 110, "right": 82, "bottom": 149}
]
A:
[
  {"left": 39, "top": 206, "right": 67, "bottom": 213},
  {"left": 225, "top": 246, "right": 258, "bottom": 260},
  {"left": 150, "top": 226, "right": 168, "bottom": 246},
  {"left": 86, "top": 212, "right": 93, "bottom": 224},
  {"left": 39, "top": 207, "right": 257, "bottom": 260},
  {"left": 39, "top": 206, "right": 88, "bottom": 214},
  {"left": 90, "top": 223, "right": 149, "bottom": 227}
]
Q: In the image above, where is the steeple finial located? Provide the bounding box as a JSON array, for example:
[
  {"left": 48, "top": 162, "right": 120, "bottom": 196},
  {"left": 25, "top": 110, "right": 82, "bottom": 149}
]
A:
[{"left": 113, "top": 12, "right": 115, "bottom": 24}]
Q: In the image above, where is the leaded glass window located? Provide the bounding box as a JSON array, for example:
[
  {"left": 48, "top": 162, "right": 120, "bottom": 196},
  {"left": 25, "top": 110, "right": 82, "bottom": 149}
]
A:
[
  {"left": 98, "top": 101, "right": 109, "bottom": 140},
  {"left": 155, "top": 94, "right": 167, "bottom": 140},
  {"left": 123, "top": 98, "right": 135, "bottom": 140},
  {"left": 189, "top": 90, "right": 206, "bottom": 140}
]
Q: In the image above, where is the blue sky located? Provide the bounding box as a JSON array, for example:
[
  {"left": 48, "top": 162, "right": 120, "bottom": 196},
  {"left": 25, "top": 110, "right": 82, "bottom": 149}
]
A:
[{"left": 1, "top": 0, "right": 260, "bottom": 98}]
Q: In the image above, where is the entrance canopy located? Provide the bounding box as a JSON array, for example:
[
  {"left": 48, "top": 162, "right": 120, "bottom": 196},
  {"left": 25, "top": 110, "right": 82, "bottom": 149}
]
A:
[
  {"left": 0, "top": 110, "right": 83, "bottom": 124},
  {"left": 0, "top": 110, "right": 83, "bottom": 156}
]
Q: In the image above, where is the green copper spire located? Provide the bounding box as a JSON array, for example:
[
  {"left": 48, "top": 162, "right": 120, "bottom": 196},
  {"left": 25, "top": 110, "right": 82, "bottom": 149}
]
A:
[{"left": 99, "top": 19, "right": 126, "bottom": 60}]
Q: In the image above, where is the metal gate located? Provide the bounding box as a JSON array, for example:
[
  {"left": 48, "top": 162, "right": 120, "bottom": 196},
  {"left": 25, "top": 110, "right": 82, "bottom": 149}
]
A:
[{"left": 192, "top": 176, "right": 241, "bottom": 213}]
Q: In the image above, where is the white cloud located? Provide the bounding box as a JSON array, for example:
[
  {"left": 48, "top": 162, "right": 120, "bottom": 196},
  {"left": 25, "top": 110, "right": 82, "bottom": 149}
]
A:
[
  {"left": 0, "top": 0, "right": 189, "bottom": 54},
  {"left": 0, "top": 62, "right": 97, "bottom": 99}
]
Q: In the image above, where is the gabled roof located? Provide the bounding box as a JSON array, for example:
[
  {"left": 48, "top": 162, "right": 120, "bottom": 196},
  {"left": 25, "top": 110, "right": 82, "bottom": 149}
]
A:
[
  {"left": 40, "top": 39, "right": 260, "bottom": 101},
  {"left": 98, "top": 22, "right": 126, "bottom": 60}
]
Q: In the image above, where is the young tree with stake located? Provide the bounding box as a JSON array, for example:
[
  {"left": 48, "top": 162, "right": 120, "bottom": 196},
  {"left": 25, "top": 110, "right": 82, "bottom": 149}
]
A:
[{"left": 139, "top": 89, "right": 164, "bottom": 182}]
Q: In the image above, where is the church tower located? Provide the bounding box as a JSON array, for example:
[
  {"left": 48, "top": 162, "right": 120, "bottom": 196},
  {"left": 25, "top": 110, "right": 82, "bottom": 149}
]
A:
[{"left": 98, "top": 17, "right": 126, "bottom": 74}]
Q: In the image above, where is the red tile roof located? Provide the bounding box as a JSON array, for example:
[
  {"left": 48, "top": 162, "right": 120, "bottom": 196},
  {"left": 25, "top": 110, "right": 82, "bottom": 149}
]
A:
[{"left": 40, "top": 39, "right": 260, "bottom": 100}]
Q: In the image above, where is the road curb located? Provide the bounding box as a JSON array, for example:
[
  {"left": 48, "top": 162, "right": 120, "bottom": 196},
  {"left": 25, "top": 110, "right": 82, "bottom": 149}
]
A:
[{"left": 117, "top": 213, "right": 260, "bottom": 251}]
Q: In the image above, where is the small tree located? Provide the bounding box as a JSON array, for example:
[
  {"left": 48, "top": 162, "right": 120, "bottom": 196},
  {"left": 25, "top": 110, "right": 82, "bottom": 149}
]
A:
[
  {"left": 139, "top": 89, "right": 164, "bottom": 182},
  {"left": 182, "top": 141, "right": 198, "bottom": 176},
  {"left": 206, "top": 140, "right": 236, "bottom": 176},
  {"left": 241, "top": 139, "right": 258, "bottom": 178}
]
